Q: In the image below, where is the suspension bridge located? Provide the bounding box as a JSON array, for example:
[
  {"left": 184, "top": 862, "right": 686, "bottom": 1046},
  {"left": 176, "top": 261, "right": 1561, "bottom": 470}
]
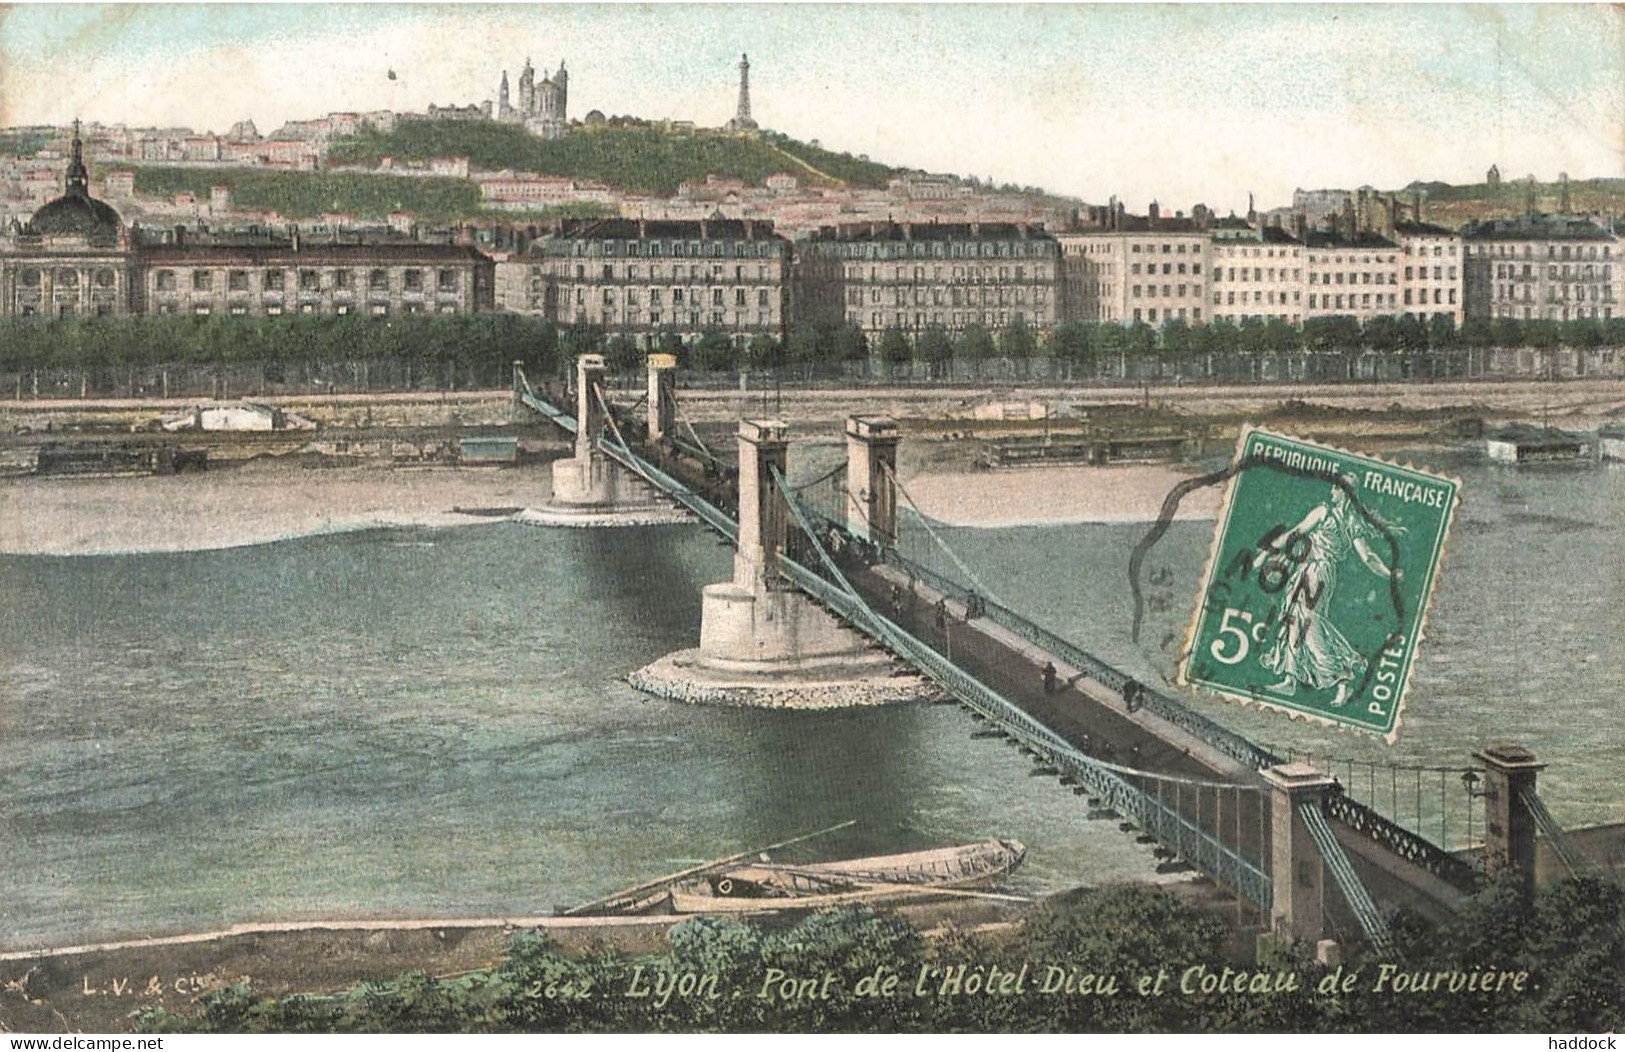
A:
[{"left": 513, "top": 353, "right": 1603, "bottom": 954}]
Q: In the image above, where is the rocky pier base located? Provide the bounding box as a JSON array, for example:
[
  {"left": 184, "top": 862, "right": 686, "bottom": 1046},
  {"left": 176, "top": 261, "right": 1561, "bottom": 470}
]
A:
[{"left": 629, "top": 648, "right": 941, "bottom": 709}]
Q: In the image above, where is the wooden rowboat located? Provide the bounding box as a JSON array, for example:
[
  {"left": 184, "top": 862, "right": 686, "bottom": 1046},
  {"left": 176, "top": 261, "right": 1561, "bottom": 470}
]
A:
[{"left": 666, "top": 838, "right": 1027, "bottom": 914}]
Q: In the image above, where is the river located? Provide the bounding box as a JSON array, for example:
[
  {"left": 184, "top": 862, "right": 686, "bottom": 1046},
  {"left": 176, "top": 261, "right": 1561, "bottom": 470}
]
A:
[{"left": 1, "top": 455, "right": 1620, "bottom": 950}]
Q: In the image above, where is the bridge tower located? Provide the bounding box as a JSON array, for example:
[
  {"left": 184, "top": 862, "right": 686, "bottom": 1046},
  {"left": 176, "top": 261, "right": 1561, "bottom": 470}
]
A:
[
  {"left": 845, "top": 416, "right": 898, "bottom": 548},
  {"left": 537, "top": 354, "right": 685, "bottom": 525},
  {"left": 630, "top": 419, "right": 932, "bottom": 708},
  {"left": 1475, "top": 743, "right": 1544, "bottom": 900},
  {"left": 1261, "top": 763, "right": 1339, "bottom": 945},
  {"left": 646, "top": 353, "right": 678, "bottom": 443}
]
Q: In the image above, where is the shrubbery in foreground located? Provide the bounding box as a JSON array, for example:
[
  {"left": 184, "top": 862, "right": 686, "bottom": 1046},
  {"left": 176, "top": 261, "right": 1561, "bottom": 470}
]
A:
[{"left": 135, "top": 878, "right": 1624, "bottom": 1033}]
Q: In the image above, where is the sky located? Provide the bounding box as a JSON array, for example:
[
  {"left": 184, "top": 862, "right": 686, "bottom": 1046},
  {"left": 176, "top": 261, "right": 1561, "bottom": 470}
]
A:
[{"left": 0, "top": 3, "right": 1621, "bottom": 213}]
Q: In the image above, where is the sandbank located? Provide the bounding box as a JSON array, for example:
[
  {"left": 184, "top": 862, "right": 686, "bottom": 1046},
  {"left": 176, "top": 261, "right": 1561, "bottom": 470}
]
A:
[
  {"left": 0, "top": 463, "right": 553, "bottom": 556},
  {"left": 896, "top": 463, "right": 1221, "bottom": 527}
]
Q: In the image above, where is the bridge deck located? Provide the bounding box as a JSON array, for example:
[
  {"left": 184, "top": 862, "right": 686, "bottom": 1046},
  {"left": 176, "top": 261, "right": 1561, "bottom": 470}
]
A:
[{"left": 515, "top": 374, "right": 1478, "bottom": 941}]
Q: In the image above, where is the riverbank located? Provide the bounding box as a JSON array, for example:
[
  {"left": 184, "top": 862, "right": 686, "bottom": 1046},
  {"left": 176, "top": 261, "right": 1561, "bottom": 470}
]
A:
[
  {"left": 5, "top": 376, "right": 1620, "bottom": 554},
  {"left": 0, "top": 462, "right": 552, "bottom": 555}
]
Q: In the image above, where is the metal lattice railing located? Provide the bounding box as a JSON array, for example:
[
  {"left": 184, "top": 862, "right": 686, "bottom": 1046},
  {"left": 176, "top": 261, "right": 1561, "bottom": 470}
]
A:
[{"left": 1322, "top": 789, "right": 1484, "bottom": 894}]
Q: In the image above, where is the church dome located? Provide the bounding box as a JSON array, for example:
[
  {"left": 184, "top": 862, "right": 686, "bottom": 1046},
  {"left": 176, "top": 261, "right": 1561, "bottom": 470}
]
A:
[
  {"left": 31, "top": 192, "right": 122, "bottom": 240},
  {"left": 28, "top": 120, "right": 122, "bottom": 241}
]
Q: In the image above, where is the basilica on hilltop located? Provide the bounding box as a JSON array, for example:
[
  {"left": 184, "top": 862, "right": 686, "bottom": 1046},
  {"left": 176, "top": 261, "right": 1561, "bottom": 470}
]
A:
[{"left": 496, "top": 58, "right": 569, "bottom": 139}]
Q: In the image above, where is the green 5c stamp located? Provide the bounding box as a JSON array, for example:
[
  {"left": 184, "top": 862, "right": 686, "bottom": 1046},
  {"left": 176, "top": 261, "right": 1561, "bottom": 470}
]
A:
[{"left": 1180, "top": 428, "right": 1459, "bottom": 741}]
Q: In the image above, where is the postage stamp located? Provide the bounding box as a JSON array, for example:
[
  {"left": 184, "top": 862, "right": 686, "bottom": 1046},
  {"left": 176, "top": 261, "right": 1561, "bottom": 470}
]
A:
[{"left": 1180, "top": 427, "right": 1460, "bottom": 741}]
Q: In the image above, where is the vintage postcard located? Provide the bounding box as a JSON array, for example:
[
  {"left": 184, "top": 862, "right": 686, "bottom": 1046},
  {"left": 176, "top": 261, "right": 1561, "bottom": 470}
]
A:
[{"left": 1, "top": 3, "right": 1622, "bottom": 1039}]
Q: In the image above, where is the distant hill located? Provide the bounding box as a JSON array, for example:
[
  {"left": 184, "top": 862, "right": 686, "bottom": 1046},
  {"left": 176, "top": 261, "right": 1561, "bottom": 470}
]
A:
[
  {"left": 1395, "top": 177, "right": 1625, "bottom": 226},
  {"left": 0, "top": 129, "right": 53, "bottom": 156},
  {"left": 126, "top": 167, "right": 602, "bottom": 222},
  {"left": 323, "top": 119, "right": 904, "bottom": 196}
]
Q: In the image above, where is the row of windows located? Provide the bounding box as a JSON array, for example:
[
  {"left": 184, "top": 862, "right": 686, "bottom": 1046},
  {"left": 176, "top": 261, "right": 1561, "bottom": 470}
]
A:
[
  {"left": 1214, "top": 267, "right": 1299, "bottom": 283},
  {"left": 15, "top": 303, "right": 118, "bottom": 317},
  {"left": 1404, "top": 289, "right": 1460, "bottom": 305},
  {"left": 1130, "top": 283, "right": 1204, "bottom": 299},
  {"left": 569, "top": 263, "right": 777, "bottom": 282},
  {"left": 565, "top": 306, "right": 776, "bottom": 328},
  {"left": 1490, "top": 263, "right": 1611, "bottom": 281},
  {"left": 1309, "top": 254, "right": 1399, "bottom": 266},
  {"left": 853, "top": 310, "right": 1034, "bottom": 330},
  {"left": 1407, "top": 266, "right": 1459, "bottom": 281},
  {"left": 824, "top": 241, "right": 1054, "bottom": 260},
  {"left": 1490, "top": 285, "right": 1615, "bottom": 303},
  {"left": 840, "top": 265, "right": 1052, "bottom": 282},
  {"left": 16, "top": 268, "right": 118, "bottom": 288},
  {"left": 1130, "top": 262, "right": 1202, "bottom": 276},
  {"left": 1129, "top": 243, "right": 1201, "bottom": 255},
  {"left": 1212, "top": 245, "right": 1301, "bottom": 259},
  {"left": 1493, "top": 305, "right": 1615, "bottom": 320},
  {"left": 152, "top": 268, "right": 463, "bottom": 293},
  {"left": 847, "top": 286, "right": 1048, "bottom": 306},
  {"left": 1216, "top": 290, "right": 1302, "bottom": 307},
  {"left": 568, "top": 240, "right": 782, "bottom": 259},
  {"left": 1306, "top": 293, "right": 1399, "bottom": 310},
  {"left": 151, "top": 302, "right": 458, "bottom": 316},
  {"left": 1472, "top": 243, "right": 1612, "bottom": 259},
  {"left": 1308, "top": 272, "right": 1399, "bottom": 286},
  {"left": 573, "top": 287, "right": 775, "bottom": 308},
  {"left": 1403, "top": 242, "right": 1460, "bottom": 257},
  {"left": 1130, "top": 307, "right": 1203, "bottom": 323},
  {"left": 559, "top": 286, "right": 777, "bottom": 307}
]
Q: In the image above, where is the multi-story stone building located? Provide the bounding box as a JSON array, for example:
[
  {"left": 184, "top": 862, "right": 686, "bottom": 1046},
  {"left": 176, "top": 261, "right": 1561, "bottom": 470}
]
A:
[
  {"left": 525, "top": 218, "right": 790, "bottom": 342},
  {"left": 798, "top": 220, "right": 1058, "bottom": 340},
  {"left": 1055, "top": 205, "right": 1204, "bottom": 326},
  {"left": 136, "top": 239, "right": 494, "bottom": 317},
  {"left": 1462, "top": 214, "right": 1619, "bottom": 322},
  {"left": 1207, "top": 220, "right": 1305, "bottom": 324},
  {"left": 1302, "top": 232, "right": 1402, "bottom": 321},
  {"left": 1394, "top": 221, "right": 1464, "bottom": 324}
]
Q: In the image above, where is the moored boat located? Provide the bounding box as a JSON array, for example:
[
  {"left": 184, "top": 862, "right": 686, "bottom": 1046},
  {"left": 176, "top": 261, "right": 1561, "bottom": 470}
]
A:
[
  {"left": 665, "top": 838, "right": 1027, "bottom": 914},
  {"left": 774, "top": 837, "right": 1026, "bottom": 888}
]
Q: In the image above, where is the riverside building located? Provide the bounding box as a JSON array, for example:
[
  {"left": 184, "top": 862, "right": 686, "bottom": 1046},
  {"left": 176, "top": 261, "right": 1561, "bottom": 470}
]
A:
[
  {"left": 796, "top": 220, "right": 1059, "bottom": 342},
  {"left": 1462, "top": 214, "right": 1620, "bottom": 322},
  {"left": 1054, "top": 204, "right": 1204, "bottom": 326},
  {"left": 525, "top": 218, "right": 791, "bottom": 343}
]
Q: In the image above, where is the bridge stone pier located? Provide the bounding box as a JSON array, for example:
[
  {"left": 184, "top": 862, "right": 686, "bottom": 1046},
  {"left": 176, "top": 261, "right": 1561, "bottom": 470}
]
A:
[
  {"left": 629, "top": 419, "right": 934, "bottom": 709},
  {"left": 524, "top": 354, "right": 686, "bottom": 527}
]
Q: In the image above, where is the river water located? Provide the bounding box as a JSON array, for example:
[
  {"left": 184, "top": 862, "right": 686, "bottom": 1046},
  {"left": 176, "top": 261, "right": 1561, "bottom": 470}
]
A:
[{"left": 2, "top": 455, "right": 1621, "bottom": 950}]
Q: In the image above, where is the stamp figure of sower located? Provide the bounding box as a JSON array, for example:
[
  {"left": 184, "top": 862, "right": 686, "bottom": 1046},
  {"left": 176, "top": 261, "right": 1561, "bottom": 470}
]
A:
[
  {"left": 1258, "top": 477, "right": 1402, "bottom": 709},
  {"left": 1181, "top": 429, "right": 1457, "bottom": 740}
]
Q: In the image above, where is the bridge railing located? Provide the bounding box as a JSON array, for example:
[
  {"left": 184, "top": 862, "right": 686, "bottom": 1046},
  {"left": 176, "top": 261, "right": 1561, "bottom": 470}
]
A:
[
  {"left": 877, "top": 543, "right": 1283, "bottom": 773},
  {"left": 772, "top": 469, "right": 1272, "bottom": 912}
]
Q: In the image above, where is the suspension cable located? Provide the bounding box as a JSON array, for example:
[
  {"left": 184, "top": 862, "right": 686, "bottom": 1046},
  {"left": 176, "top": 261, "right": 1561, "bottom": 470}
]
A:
[{"left": 883, "top": 461, "right": 1006, "bottom": 607}]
